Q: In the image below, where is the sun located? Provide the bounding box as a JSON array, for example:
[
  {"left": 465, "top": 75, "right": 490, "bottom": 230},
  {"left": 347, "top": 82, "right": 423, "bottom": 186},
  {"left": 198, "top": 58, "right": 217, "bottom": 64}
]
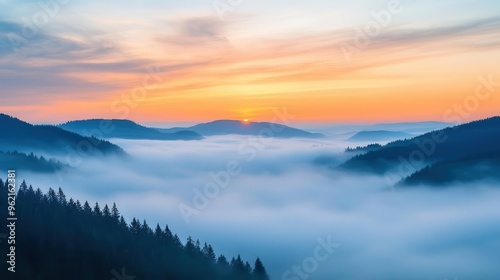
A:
[{"left": 243, "top": 119, "right": 249, "bottom": 123}]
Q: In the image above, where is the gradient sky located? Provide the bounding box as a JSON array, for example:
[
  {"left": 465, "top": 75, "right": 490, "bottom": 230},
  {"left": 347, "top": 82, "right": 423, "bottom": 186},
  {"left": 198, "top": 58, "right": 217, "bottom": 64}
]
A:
[{"left": 1, "top": 0, "right": 499, "bottom": 125}]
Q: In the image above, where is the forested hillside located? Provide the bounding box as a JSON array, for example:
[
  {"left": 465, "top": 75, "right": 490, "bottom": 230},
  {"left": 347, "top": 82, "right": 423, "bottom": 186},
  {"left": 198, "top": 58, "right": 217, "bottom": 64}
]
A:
[{"left": 0, "top": 179, "right": 270, "bottom": 280}]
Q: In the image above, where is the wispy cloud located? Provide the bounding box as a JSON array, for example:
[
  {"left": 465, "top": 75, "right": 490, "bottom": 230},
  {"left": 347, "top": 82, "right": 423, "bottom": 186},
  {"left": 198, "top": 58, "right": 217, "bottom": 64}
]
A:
[{"left": 1, "top": 1, "right": 499, "bottom": 122}]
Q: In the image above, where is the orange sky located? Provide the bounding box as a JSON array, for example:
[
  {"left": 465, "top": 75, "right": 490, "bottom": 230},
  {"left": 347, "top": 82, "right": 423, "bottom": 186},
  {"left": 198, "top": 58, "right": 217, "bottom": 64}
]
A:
[{"left": 1, "top": 1, "right": 499, "bottom": 125}]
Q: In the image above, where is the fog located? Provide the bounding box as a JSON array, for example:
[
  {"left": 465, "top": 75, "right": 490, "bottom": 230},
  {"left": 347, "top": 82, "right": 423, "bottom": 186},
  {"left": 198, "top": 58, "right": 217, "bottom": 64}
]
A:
[{"left": 19, "top": 135, "right": 500, "bottom": 279}]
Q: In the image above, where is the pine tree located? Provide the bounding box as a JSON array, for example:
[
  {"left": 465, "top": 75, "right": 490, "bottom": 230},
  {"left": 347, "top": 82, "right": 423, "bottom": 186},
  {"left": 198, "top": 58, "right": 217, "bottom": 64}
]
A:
[
  {"left": 245, "top": 262, "right": 252, "bottom": 274},
  {"left": 195, "top": 239, "right": 202, "bottom": 256},
  {"left": 203, "top": 243, "right": 216, "bottom": 263},
  {"left": 119, "top": 216, "right": 128, "bottom": 230},
  {"left": 232, "top": 255, "right": 246, "bottom": 273},
  {"left": 172, "top": 234, "right": 183, "bottom": 248},
  {"left": 75, "top": 200, "right": 82, "bottom": 210},
  {"left": 17, "top": 180, "right": 28, "bottom": 201},
  {"left": 47, "top": 188, "right": 57, "bottom": 204},
  {"left": 68, "top": 198, "right": 76, "bottom": 210},
  {"left": 130, "top": 218, "right": 141, "bottom": 235},
  {"left": 93, "top": 202, "right": 102, "bottom": 216},
  {"left": 253, "top": 258, "right": 270, "bottom": 280},
  {"left": 102, "top": 204, "right": 111, "bottom": 218},
  {"left": 57, "top": 187, "right": 66, "bottom": 205},
  {"left": 19, "top": 180, "right": 28, "bottom": 193},
  {"left": 83, "top": 201, "right": 92, "bottom": 214},
  {"left": 35, "top": 188, "right": 43, "bottom": 202},
  {"left": 185, "top": 236, "right": 196, "bottom": 256},
  {"left": 163, "top": 225, "right": 173, "bottom": 239},
  {"left": 0, "top": 178, "right": 269, "bottom": 280},
  {"left": 217, "top": 255, "right": 229, "bottom": 268},
  {"left": 154, "top": 224, "right": 163, "bottom": 238},
  {"left": 25, "top": 185, "right": 36, "bottom": 201},
  {"left": 141, "top": 220, "right": 151, "bottom": 236},
  {"left": 111, "top": 203, "right": 120, "bottom": 222}
]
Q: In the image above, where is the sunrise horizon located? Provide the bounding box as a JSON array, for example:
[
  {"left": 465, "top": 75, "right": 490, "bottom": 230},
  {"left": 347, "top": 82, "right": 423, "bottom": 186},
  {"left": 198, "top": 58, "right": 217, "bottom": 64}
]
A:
[
  {"left": 6, "top": 113, "right": 497, "bottom": 128},
  {"left": 1, "top": 1, "right": 499, "bottom": 125}
]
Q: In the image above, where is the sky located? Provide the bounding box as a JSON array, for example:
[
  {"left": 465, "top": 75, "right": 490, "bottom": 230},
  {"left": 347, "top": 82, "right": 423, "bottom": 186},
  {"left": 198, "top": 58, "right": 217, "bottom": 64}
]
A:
[{"left": 1, "top": 0, "right": 500, "bottom": 125}]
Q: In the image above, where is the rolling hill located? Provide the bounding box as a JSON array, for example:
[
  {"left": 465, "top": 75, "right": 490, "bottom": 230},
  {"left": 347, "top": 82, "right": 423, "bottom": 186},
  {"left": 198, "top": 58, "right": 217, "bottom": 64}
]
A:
[
  {"left": 402, "top": 150, "right": 500, "bottom": 186},
  {"left": 347, "top": 130, "right": 413, "bottom": 142},
  {"left": 158, "top": 120, "right": 325, "bottom": 138},
  {"left": 339, "top": 117, "right": 500, "bottom": 184},
  {"left": 59, "top": 119, "right": 203, "bottom": 141},
  {"left": 0, "top": 114, "right": 126, "bottom": 157}
]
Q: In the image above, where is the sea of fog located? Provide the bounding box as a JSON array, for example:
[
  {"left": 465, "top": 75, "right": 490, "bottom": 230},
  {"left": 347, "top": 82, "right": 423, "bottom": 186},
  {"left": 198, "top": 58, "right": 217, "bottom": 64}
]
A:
[{"left": 21, "top": 135, "right": 500, "bottom": 279}]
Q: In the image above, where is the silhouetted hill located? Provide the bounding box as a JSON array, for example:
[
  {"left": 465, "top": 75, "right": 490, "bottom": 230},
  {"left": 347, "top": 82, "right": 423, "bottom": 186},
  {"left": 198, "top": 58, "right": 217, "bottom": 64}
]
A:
[
  {"left": 0, "top": 114, "right": 126, "bottom": 157},
  {"left": 368, "top": 121, "right": 453, "bottom": 134},
  {"left": 0, "top": 150, "right": 67, "bottom": 173},
  {"left": 347, "top": 130, "right": 413, "bottom": 142},
  {"left": 402, "top": 150, "right": 500, "bottom": 186},
  {"left": 340, "top": 117, "right": 500, "bottom": 176},
  {"left": 0, "top": 180, "right": 271, "bottom": 280},
  {"left": 159, "top": 120, "right": 325, "bottom": 138},
  {"left": 59, "top": 119, "right": 203, "bottom": 140}
]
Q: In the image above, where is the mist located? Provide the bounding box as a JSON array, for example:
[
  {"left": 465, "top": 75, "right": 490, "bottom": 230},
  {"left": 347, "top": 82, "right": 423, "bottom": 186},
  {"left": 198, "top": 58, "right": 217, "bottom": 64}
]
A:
[{"left": 17, "top": 135, "right": 500, "bottom": 280}]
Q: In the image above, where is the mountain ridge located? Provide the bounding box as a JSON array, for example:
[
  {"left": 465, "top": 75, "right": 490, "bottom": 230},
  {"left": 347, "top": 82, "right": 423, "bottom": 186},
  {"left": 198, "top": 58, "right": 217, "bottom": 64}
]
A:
[
  {"left": 158, "top": 119, "right": 325, "bottom": 138},
  {"left": 347, "top": 130, "right": 413, "bottom": 142},
  {"left": 339, "top": 116, "right": 500, "bottom": 185},
  {"left": 0, "top": 114, "right": 126, "bottom": 157},
  {"left": 59, "top": 119, "right": 203, "bottom": 141}
]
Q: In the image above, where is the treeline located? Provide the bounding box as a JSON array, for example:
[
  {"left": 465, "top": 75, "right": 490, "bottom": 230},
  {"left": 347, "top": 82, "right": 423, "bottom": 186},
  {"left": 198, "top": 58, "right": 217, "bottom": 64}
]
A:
[
  {"left": 0, "top": 150, "right": 67, "bottom": 173},
  {"left": 344, "top": 144, "right": 382, "bottom": 153},
  {"left": 0, "top": 179, "right": 270, "bottom": 280}
]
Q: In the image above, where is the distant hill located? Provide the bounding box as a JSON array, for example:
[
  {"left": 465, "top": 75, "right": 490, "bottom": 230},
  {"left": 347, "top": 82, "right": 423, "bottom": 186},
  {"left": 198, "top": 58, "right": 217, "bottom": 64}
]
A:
[
  {"left": 402, "top": 151, "right": 500, "bottom": 186},
  {"left": 347, "top": 130, "right": 413, "bottom": 142},
  {"left": 0, "top": 114, "right": 126, "bottom": 157},
  {"left": 339, "top": 117, "right": 500, "bottom": 182},
  {"left": 0, "top": 150, "right": 68, "bottom": 173},
  {"left": 159, "top": 120, "right": 325, "bottom": 138},
  {"left": 59, "top": 119, "right": 203, "bottom": 141},
  {"left": 369, "top": 121, "right": 453, "bottom": 134},
  {"left": 317, "top": 121, "right": 453, "bottom": 136}
]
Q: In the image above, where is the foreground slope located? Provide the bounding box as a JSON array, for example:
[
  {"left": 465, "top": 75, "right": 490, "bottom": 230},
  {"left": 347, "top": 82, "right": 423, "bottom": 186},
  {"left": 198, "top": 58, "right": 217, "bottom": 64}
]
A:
[{"left": 0, "top": 180, "right": 270, "bottom": 280}]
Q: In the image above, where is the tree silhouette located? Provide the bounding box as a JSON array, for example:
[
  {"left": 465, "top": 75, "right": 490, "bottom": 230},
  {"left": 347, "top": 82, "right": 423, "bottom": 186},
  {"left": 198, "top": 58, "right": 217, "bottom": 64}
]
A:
[
  {"left": 254, "top": 258, "right": 271, "bottom": 280},
  {"left": 0, "top": 179, "right": 270, "bottom": 280}
]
